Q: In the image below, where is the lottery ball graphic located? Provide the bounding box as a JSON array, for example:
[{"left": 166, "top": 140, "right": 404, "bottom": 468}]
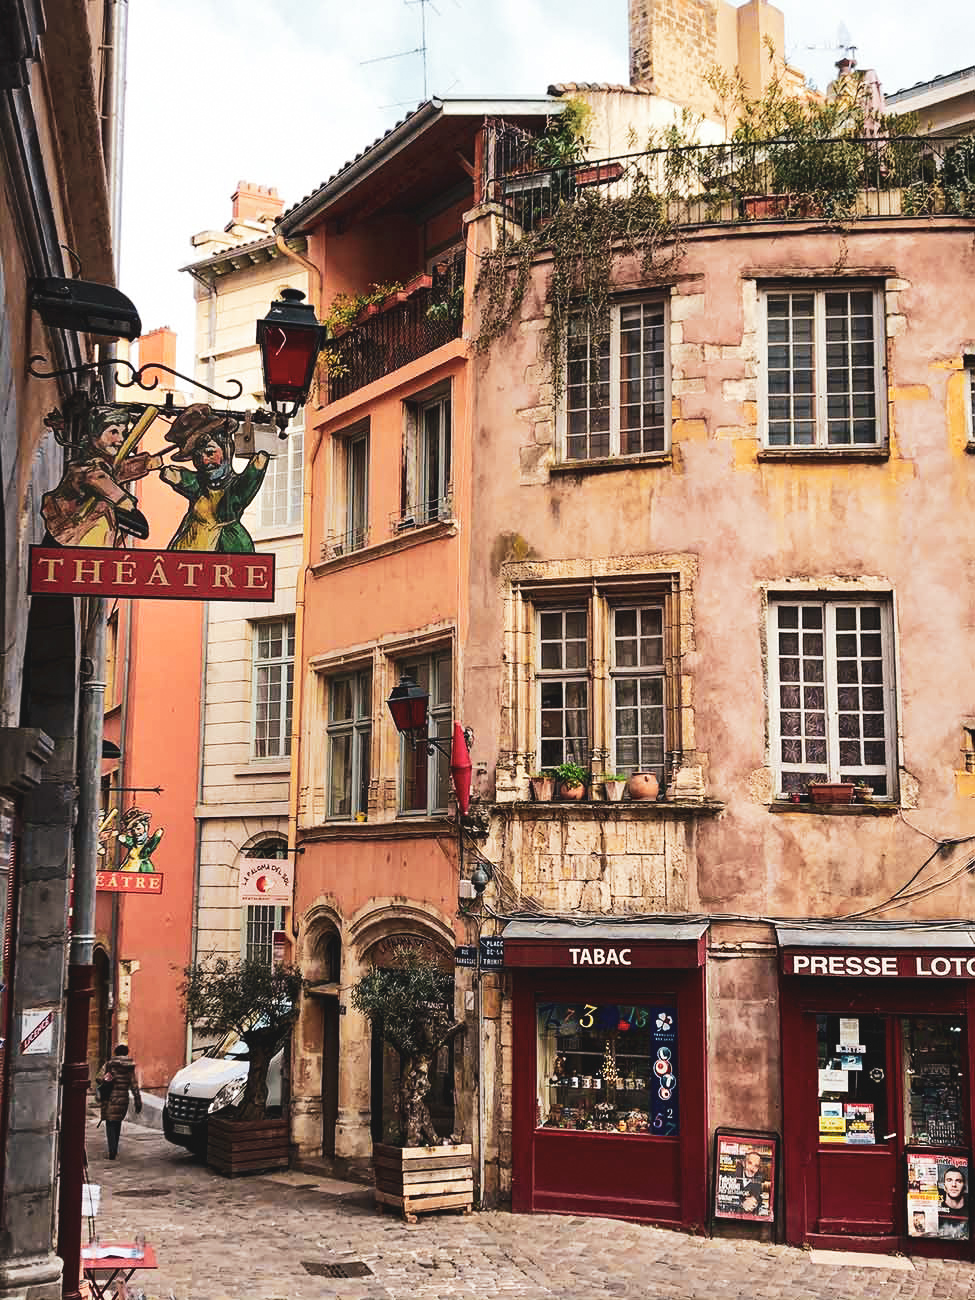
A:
[
  {"left": 654, "top": 1059, "right": 669, "bottom": 1076},
  {"left": 658, "top": 1086, "right": 672, "bottom": 1100}
]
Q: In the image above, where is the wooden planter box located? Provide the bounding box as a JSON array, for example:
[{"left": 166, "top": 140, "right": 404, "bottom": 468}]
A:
[
  {"left": 207, "top": 1114, "right": 289, "bottom": 1177},
  {"left": 373, "top": 1142, "right": 473, "bottom": 1222},
  {"left": 809, "top": 782, "right": 855, "bottom": 805}
]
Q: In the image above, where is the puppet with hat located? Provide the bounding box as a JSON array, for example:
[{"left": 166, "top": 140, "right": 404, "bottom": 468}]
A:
[{"left": 159, "top": 403, "right": 270, "bottom": 553}]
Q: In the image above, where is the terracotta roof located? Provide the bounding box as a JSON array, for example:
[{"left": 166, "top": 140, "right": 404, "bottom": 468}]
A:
[{"left": 548, "top": 81, "right": 656, "bottom": 96}]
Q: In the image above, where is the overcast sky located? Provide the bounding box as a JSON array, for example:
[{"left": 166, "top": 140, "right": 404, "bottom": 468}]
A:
[{"left": 120, "top": 0, "right": 975, "bottom": 374}]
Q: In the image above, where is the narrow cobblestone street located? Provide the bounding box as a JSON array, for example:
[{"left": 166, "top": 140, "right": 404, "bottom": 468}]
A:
[{"left": 84, "top": 1119, "right": 975, "bottom": 1300}]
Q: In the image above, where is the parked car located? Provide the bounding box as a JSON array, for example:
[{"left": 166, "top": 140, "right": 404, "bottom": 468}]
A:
[{"left": 162, "top": 1026, "right": 283, "bottom": 1153}]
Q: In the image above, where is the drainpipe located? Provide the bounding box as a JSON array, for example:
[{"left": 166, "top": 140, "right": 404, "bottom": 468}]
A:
[
  {"left": 57, "top": 602, "right": 104, "bottom": 1300},
  {"left": 274, "top": 234, "right": 321, "bottom": 313}
]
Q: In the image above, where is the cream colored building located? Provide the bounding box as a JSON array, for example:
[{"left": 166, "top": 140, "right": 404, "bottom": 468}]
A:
[{"left": 182, "top": 183, "right": 310, "bottom": 993}]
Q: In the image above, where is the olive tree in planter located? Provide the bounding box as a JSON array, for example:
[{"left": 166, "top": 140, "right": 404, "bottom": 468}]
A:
[
  {"left": 351, "top": 941, "right": 471, "bottom": 1221},
  {"left": 181, "top": 955, "right": 303, "bottom": 1176}
]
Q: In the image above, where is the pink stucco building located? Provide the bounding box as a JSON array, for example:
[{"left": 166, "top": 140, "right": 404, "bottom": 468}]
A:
[{"left": 282, "top": 0, "right": 975, "bottom": 1259}]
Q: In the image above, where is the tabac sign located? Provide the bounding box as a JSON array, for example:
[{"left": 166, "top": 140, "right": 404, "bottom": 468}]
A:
[
  {"left": 238, "top": 858, "right": 293, "bottom": 908},
  {"left": 29, "top": 401, "right": 275, "bottom": 601}
]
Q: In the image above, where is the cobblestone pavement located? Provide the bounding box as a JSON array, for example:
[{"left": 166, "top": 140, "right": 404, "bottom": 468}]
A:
[{"left": 84, "top": 1119, "right": 975, "bottom": 1300}]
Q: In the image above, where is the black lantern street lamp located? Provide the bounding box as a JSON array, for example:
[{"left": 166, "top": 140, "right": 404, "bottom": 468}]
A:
[
  {"left": 386, "top": 673, "right": 434, "bottom": 748},
  {"left": 256, "top": 287, "right": 327, "bottom": 436}
]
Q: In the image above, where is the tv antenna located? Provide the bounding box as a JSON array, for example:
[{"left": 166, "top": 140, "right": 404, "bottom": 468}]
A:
[{"left": 361, "top": 0, "right": 440, "bottom": 102}]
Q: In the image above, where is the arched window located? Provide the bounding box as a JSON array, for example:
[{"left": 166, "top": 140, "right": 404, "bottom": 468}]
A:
[{"left": 242, "top": 838, "right": 287, "bottom": 965}]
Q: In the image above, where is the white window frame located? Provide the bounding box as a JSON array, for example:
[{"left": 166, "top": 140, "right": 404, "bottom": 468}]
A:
[
  {"left": 965, "top": 362, "right": 975, "bottom": 445},
  {"left": 768, "top": 596, "right": 898, "bottom": 799},
  {"left": 534, "top": 606, "right": 590, "bottom": 770},
  {"left": 259, "top": 418, "right": 304, "bottom": 529},
  {"left": 397, "top": 649, "right": 452, "bottom": 816},
  {"left": 345, "top": 428, "right": 369, "bottom": 550},
  {"left": 558, "top": 297, "right": 670, "bottom": 463},
  {"left": 251, "top": 618, "right": 295, "bottom": 760},
  {"left": 326, "top": 666, "right": 372, "bottom": 820},
  {"left": 759, "top": 284, "right": 887, "bottom": 450},
  {"left": 400, "top": 383, "right": 452, "bottom": 529},
  {"left": 609, "top": 603, "right": 666, "bottom": 782}
]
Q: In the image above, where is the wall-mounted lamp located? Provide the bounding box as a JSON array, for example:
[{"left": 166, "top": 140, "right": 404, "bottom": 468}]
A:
[
  {"left": 28, "top": 277, "right": 142, "bottom": 341},
  {"left": 256, "top": 288, "right": 326, "bottom": 436},
  {"left": 385, "top": 672, "right": 474, "bottom": 815}
]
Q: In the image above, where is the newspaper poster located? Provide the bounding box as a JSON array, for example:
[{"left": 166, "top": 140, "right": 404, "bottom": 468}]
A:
[
  {"left": 907, "top": 1152, "right": 969, "bottom": 1240},
  {"left": 714, "top": 1133, "right": 776, "bottom": 1221},
  {"left": 843, "top": 1102, "right": 875, "bottom": 1145}
]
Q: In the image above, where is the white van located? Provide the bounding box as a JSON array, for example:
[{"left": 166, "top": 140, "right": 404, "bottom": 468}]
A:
[{"left": 162, "top": 1027, "right": 283, "bottom": 1153}]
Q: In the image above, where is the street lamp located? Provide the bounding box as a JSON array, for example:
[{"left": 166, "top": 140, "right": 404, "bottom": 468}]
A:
[
  {"left": 385, "top": 673, "right": 474, "bottom": 815},
  {"left": 256, "top": 287, "right": 327, "bottom": 436}
]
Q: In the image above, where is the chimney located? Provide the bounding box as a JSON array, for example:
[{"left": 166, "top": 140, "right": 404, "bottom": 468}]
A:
[
  {"left": 137, "top": 327, "right": 177, "bottom": 391},
  {"left": 231, "top": 181, "right": 284, "bottom": 224}
]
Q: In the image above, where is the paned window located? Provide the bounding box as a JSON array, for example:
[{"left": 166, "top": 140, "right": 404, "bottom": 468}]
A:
[
  {"left": 611, "top": 605, "right": 666, "bottom": 783},
  {"left": 564, "top": 300, "right": 668, "bottom": 460},
  {"left": 769, "top": 598, "right": 896, "bottom": 797},
  {"left": 345, "top": 429, "right": 369, "bottom": 551},
  {"left": 327, "top": 668, "right": 372, "bottom": 818},
  {"left": 418, "top": 395, "right": 451, "bottom": 524},
  {"left": 260, "top": 421, "right": 303, "bottom": 528},
  {"left": 399, "top": 650, "right": 451, "bottom": 814},
  {"left": 762, "top": 287, "right": 884, "bottom": 448},
  {"left": 253, "top": 618, "right": 295, "bottom": 759},
  {"left": 967, "top": 365, "right": 975, "bottom": 444},
  {"left": 537, "top": 608, "right": 589, "bottom": 768}
]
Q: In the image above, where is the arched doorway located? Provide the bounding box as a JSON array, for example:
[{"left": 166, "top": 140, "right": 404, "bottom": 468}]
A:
[
  {"left": 365, "top": 934, "right": 456, "bottom": 1145},
  {"left": 299, "top": 913, "right": 342, "bottom": 1161}
]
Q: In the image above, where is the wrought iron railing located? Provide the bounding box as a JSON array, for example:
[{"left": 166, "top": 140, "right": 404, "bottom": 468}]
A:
[
  {"left": 483, "top": 133, "right": 975, "bottom": 234},
  {"left": 325, "top": 254, "right": 464, "bottom": 403}
]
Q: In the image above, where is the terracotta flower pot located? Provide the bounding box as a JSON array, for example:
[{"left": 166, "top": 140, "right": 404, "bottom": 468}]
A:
[
  {"left": 809, "top": 782, "right": 855, "bottom": 805},
  {"left": 626, "top": 772, "right": 659, "bottom": 801},
  {"left": 530, "top": 776, "right": 554, "bottom": 802},
  {"left": 558, "top": 779, "right": 586, "bottom": 801}
]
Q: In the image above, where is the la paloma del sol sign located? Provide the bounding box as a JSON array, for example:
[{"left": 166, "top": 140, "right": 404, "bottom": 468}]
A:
[{"left": 29, "top": 546, "right": 274, "bottom": 601}]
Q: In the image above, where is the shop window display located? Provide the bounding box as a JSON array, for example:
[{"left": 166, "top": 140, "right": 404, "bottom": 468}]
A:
[
  {"left": 902, "top": 1016, "right": 967, "bottom": 1148},
  {"left": 536, "top": 1000, "right": 678, "bottom": 1136}
]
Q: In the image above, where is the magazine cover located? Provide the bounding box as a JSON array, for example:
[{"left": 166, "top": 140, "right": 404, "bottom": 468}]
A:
[
  {"left": 907, "top": 1152, "right": 969, "bottom": 1240},
  {"left": 714, "top": 1134, "right": 776, "bottom": 1221}
]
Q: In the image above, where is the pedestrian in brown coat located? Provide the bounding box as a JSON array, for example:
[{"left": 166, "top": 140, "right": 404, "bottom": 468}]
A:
[{"left": 95, "top": 1044, "right": 142, "bottom": 1159}]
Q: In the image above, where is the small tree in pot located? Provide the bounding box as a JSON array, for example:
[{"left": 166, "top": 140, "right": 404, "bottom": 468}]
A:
[
  {"left": 182, "top": 955, "right": 303, "bottom": 1174},
  {"left": 352, "top": 941, "right": 471, "bottom": 1220},
  {"left": 351, "top": 941, "right": 465, "bottom": 1146}
]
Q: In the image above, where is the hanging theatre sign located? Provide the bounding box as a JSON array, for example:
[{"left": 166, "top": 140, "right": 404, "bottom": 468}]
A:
[{"left": 27, "top": 360, "right": 279, "bottom": 601}]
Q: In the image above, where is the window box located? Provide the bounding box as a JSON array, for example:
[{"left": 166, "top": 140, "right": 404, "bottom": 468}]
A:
[
  {"left": 808, "top": 781, "right": 855, "bottom": 805},
  {"left": 575, "top": 161, "right": 624, "bottom": 188}
]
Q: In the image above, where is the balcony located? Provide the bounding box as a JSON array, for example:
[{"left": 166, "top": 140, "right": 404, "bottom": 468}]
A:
[
  {"left": 488, "top": 133, "right": 975, "bottom": 233},
  {"left": 325, "top": 258, "right": 464, "bottom": 404}
]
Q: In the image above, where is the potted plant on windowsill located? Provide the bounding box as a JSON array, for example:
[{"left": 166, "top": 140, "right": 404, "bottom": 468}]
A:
[
  {"left": 529, "top": 771, "right": 555, "bottom": 802},
  {"left": 807, "top": 775, "right": 855, "bottom": 805},
  {"left": 351, "top": 941, "right": 470, "bottom": 1223},
  {"left": 181, "top": 955, "right": 303, "bottom": 1176},
  {"left": 601, "top": 773, "right": 628, "bottom": 803},
  {"left": 555, "top": 760, "right": 588, "bottom": 801}
]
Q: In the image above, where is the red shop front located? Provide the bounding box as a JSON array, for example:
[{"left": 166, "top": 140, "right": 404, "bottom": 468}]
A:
[
  {"left": 779, "top": 925, "right": 975, "bottom": 1259},
  {"left": 506, "top": 920, "right": 708, "bottom": 1228}
]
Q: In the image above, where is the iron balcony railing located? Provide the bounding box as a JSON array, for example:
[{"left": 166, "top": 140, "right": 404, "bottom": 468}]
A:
[
  {"left": 484, "top": 133, "right": 975, "bottom": 234},
  {"left": 325, "top": 255, "right": 464, "bottom": 403}
]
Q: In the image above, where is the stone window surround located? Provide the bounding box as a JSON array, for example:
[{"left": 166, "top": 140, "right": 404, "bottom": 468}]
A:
[
  {"left": 495, "top": 554, "right": 702, "bottom": 803},
  {"left": 301, "top": 622, "right": 456, "bottom": 827}
]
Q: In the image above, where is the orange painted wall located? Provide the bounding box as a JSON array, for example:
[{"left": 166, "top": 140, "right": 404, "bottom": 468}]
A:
[{"left": 109, "top": 433, "right": 202, "bottom": 1091}]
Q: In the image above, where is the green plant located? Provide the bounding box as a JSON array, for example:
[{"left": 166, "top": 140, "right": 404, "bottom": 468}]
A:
[
  {"left": 350, "top": 940, "right": 465, "bottom": 1146},
  {"left": 602, "top": 773, "right": 628, "bottom": 783},
  {"left": 425, "top": 284, "right": 463, "bottom": 325},
  {"left": 532, "top": 97, "right": 592, "bottom": 170},
  {"left": 322, "top": 281, "right": 404, "bottom": 335},
  {"left": 555, "top": 760, "right": 588, "bottom": 787},
  {"left": 807, "top": 775, "right": 830, "bottom": 785},
  {"left": 530, "top": 769, "right": 556, "bottom": 779},
  {"left": 181, "top": 955, "right": 303, "bottom": 1121}
]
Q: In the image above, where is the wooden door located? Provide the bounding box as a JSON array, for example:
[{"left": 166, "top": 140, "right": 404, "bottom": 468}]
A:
[{"left": 321, "top": 995, "right": 339, "bottom": 1158}]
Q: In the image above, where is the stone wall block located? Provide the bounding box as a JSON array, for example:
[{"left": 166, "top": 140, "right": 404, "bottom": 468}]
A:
[
  {"left": 625, "top": 819, "right": 665, "bottom": 854},
  {"left": 609, "top": 854, "right": 643, "bottom": 897},
  {"left": 564, "top": 821, "right": 597, "bottom": 855},
  {"left": 670, "top": 293, "right": 705, "bottom": 322},
  {"left": 639, "top": 854, "right": 668, "bottom": 901}
]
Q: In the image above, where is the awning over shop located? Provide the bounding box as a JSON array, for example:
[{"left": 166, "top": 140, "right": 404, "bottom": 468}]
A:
[
  {"left": 776, "top": 923, "right": 975, "bottom": 979},
  {"left": 501, "top": 919, "right": 709, "bottom": 969}
]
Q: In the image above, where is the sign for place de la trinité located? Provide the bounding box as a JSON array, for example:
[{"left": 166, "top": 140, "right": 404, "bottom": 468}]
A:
[{"left": 29, "top": 401, "right": 275, "bottom": 601}]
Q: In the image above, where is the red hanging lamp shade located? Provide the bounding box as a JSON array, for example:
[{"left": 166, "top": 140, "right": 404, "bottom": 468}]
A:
[
  {"left": 256, "top": 288, "right": 327, "bottom": 419},
  {"left": 386, "top": 673, "right": 429, "bottom": 736}
]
